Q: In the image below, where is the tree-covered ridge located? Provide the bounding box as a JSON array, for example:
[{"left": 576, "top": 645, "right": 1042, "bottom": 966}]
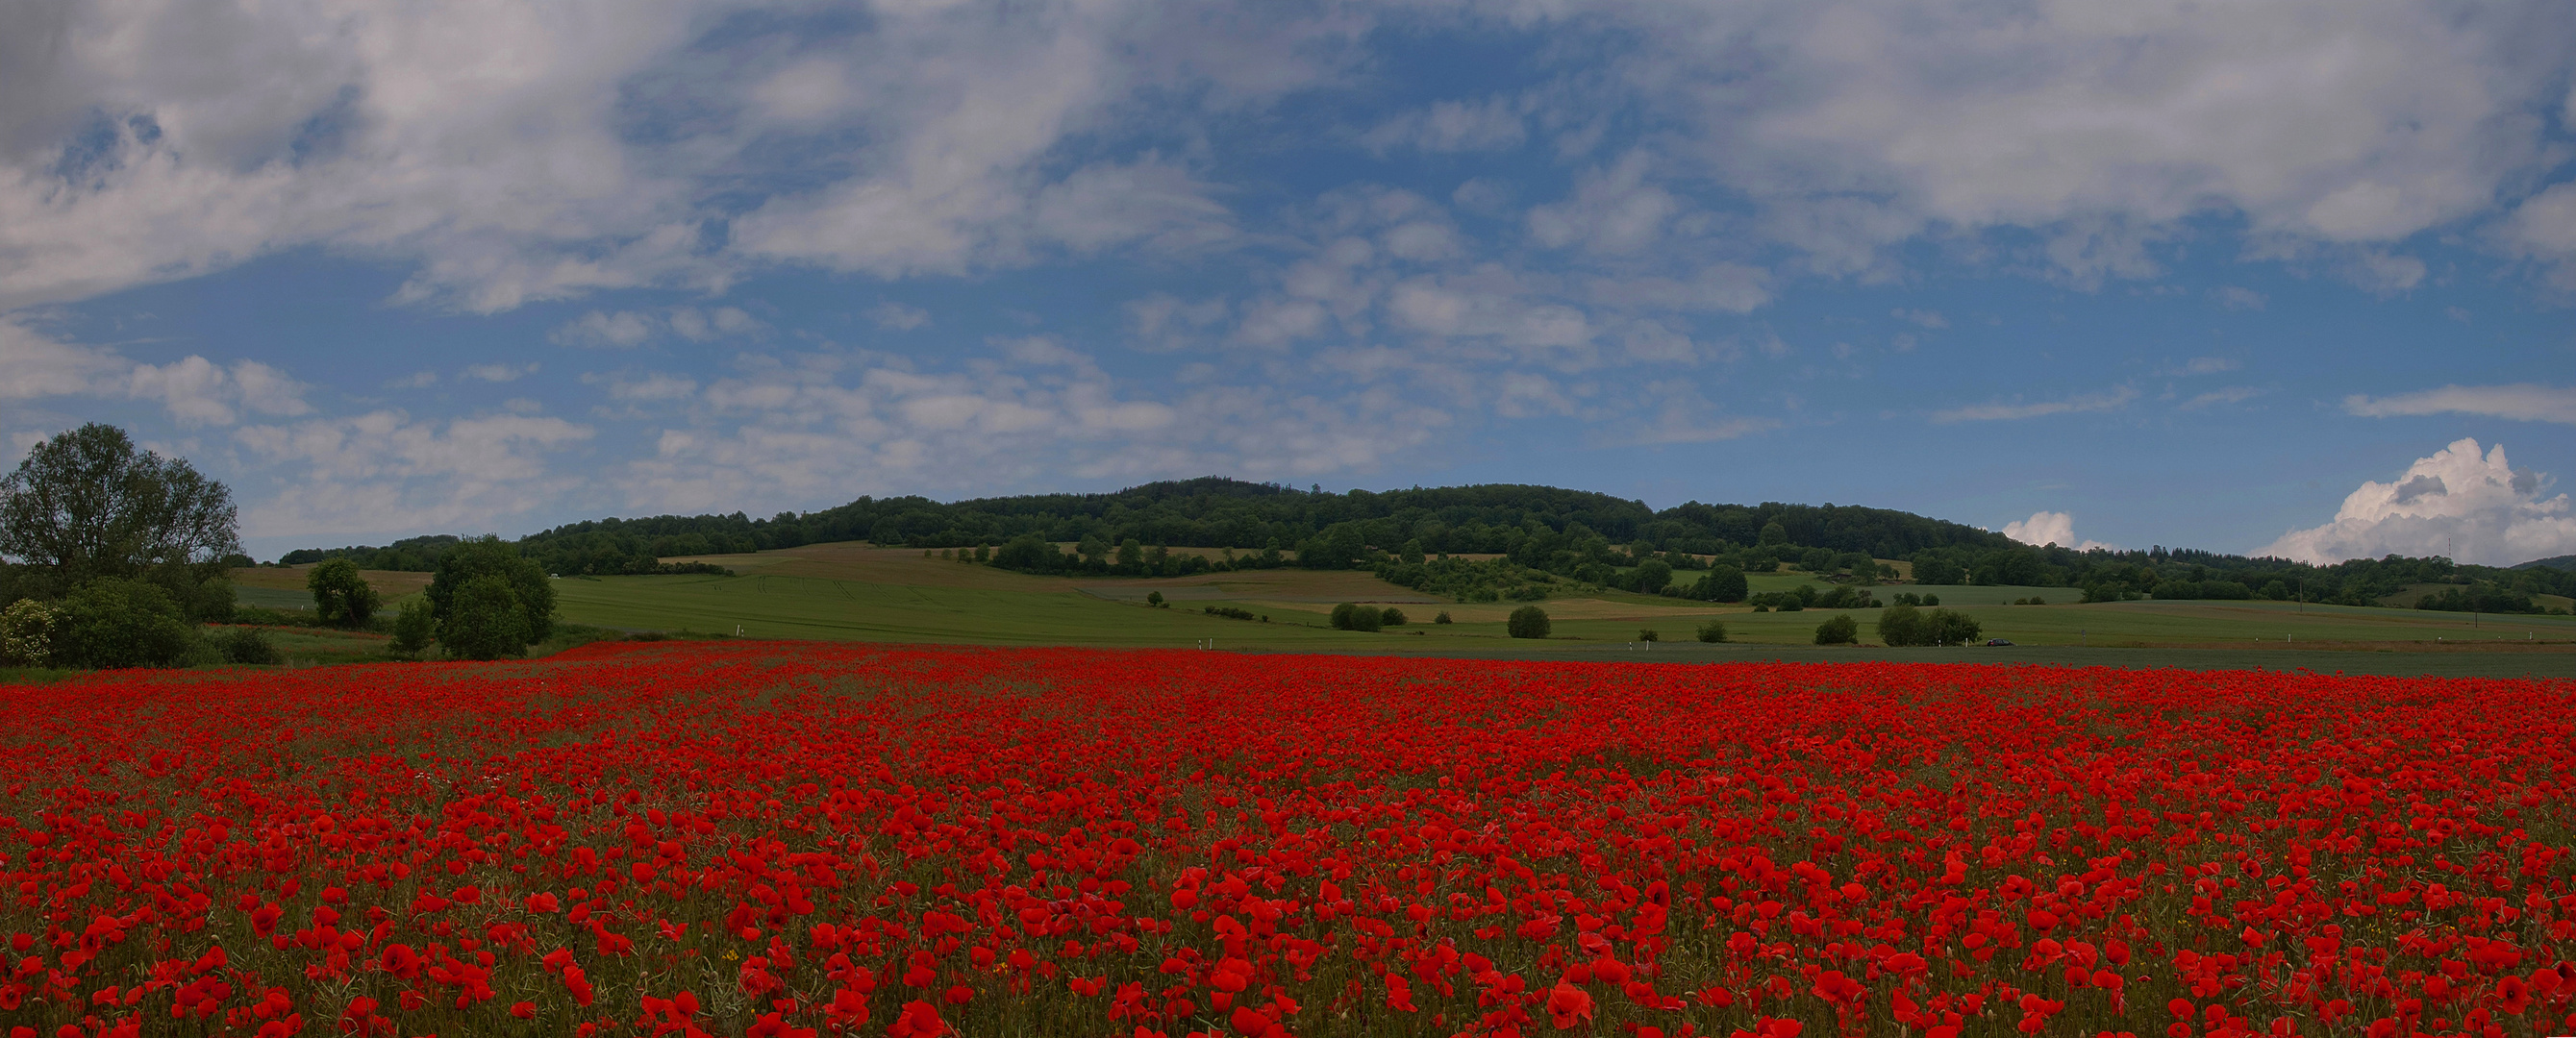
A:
[{"left": 281, "top": 475, "right": 2576, "bottom": 612}]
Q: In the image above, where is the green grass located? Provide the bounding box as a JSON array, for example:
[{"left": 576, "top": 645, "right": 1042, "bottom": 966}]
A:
[{"left": 549, "top": 573, "right": 1529, "bottom": 650}]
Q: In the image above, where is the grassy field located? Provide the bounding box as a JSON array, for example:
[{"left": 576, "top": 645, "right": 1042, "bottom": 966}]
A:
[{"left": 542, "top": 541, "right": 2576, "bottom": 677}]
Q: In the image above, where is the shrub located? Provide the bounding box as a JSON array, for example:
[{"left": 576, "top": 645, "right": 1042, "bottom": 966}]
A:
[
  {"left": 1379, "top": 606, "right": 1407, "bottom": 627},
  {"left": 441, "top": 575, "right": 533, "bottom": 660},
  {"left": 1813, "top": 613, "right": 1859, "bottom": 645},
  {"left": 1202, "top": 606, "right": 1257, "bottom": 621},
  {"left": 1926, "top": 607, "right": 1982, "bottom": 646},
  {"left": 1506, "top": 606, "right": 1550, "bottom": 639},
  {"left": 307, "top": 557, "right": 380, "bottom": 628},
  {"left": 1146, "top": 591, "right": 1165, "bottom": 607},
  {"left": 1434, "top": 611, "right": 1452, "bottom": 624},
  {"left": 1695, "top": 618, "right": 1727, "bottom": 643},
  {"left": 1, "top": 598, "right": 61, "bottom": 665},
  {"left": 389, "top": 598, "right": 436, "bottom": 657},
  {"left": 1637, "top": 629, "right": 1659, "bottom": 642},
  {"left": 1329, "top": 603, "right": 1358, "bottom": 630},
  {"left": 427, "top": 535, "right": 554, "bottom": 649},
  {"left": 53, "top": 578, "right": 200, "bottom": 668},
  {"left": 217, "top": 627, "right": 281, "bottom": 665},
  {"left": 1349, "top": 606, "right": 1382, "bottom": 632},
  {"left": 1878, "top": 603, "right": 1925, "bottom": 646}
]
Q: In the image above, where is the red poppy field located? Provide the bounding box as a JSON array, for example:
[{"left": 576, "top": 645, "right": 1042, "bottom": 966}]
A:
[{"left": 3, "top": 642, "right": 2572, "bottom": 1038}]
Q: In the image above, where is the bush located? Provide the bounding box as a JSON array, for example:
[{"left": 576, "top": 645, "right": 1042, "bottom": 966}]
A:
[
  {"left": 1379, "top": 606, "right": 1407, "bottom": 627},
  {"left": 1637, "top": 629, "right": 1659, "bottom": 642},
  {"left": 1146, "top": 591, "right": 1165, "bottom": 607},
  {"left": 1813, "top": 613, "right": 1859, "bottom": 645},
  {"left": 53, "top": 578, "right": 201, "bottom": 668},
  {"left": 1507, "top": 606, "right": 1551, "bottom": 639},
  {"left": 216, "top": 627, "right": 281, "bottom": 665},
  {"left": 389, "top": 598, "right": 436, "bottom": 657},
  {"left": 427, "top": 535, "right": 554, "bottom": 650},
  {"left": 1350, "top": 606, "right": 1382, "bottom": 632},
  {"left": 441, "top": 575, "right": 533, "bottom": 660},
  {"left": 1330, "top": 603, "right": 1357, "bottom": 630},
  {"left": 1695, "top": 618, "right": 1727, "bottom": 643},
  {"left": 1878, "top": 603, "right": 1924, "bottom": 646},
  {"left": 1434, "top": 611, "right": 1452, "bottom": 624},
  {"left": 1203, "top": 606, "right": 1257, "bottom": 621},
  {"left": 0, "top": 598, "right": 61, "bottom": 665},
  {"left": 307, "top": 557, "right": 380, "bottom": 628}
]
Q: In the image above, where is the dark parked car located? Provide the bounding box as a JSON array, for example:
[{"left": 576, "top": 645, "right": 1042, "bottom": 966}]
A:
[{"left": 1985, "top": 638, "right": 2014, "bottom": 646}]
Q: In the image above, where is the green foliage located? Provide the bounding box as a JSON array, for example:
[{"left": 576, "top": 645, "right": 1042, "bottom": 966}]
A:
[
  {"left": 0, "top": 423, "right": 240, "bottom": 615},
  {"left": 280, "top": 533, "right": 461, "bottom": 571},
  {"left": 1145, "top": 591, "right": 1165, "bottom": 607},
  {"left": 1813, "top": 613, "right": 1859, "bottom": 645},
  {"left": 1379, "top": 606, "right": 1407, "bottom": 627},
  {"left": 216, "top": 627, "right": 281, "bottom": 665},
  {"left": 1201, "top": 606, "right": 1257, "bottom": 621},
  {"left": 428, "top": 536, "right": 554, "bottom": 655},
  {"left": 1883, "top": 606, "right": 1984, "bottom": 647},
  {"left": 390, "top": 598, "right": 436, "bottom": 657},
  {"left": 1507, "top": 606, "right": 1551, "bottom": 639},
  {"left": 1637, "top": 628, "right": 1659, "bottom": 642},
  {"left": 2415, "top": 584, "right": 2542, "bottom": 614},
  {"left": 0, "top": 598, "right": 61, "bottom": 665},
  {"left": 307, "top": 558, "right": 381, "bottom": 628},
  {"left": 1683, "top": 565, "right": 1748, "bottom": 602},
  {"left": 1877, "top": 603, "right": 1923, "bottom": 647},
  {"left": 442, "top": 575, "right": 534, "bottom": 660},
  {"left": 1434, "top": 610, "right": 1452, "bottom": 624},
  {"left": 1694, "top": 618, "right": 1727, "bottom": 643},
  {"left": 53, "top": 579, "right": 201, "bottom": 669},
  {"left": 1632, "top": 558, "right": 1673, "bottom": 594},
  {"left": 1330, "top": 603, "right": 1382, "bottom": 631}
]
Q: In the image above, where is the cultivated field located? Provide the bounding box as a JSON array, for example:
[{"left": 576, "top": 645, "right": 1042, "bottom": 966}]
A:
[
  {"left": 565, "top": 542, "right": 2576, "bottom": 672},
  {"left": 3, "top": 642, "right": 2569, "bottom": 1037}
]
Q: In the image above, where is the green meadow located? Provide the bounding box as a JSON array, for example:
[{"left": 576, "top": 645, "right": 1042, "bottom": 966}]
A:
[{"left": 524, "top": 541, "right": 2576, "bottom": 676}]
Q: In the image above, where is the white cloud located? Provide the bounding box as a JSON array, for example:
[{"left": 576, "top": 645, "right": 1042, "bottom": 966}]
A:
[
  {"left": 617, "top": 349, "right": 1449, "bottom": 515},
  {"left": 2002, "top": 510, "right": 2114, "bottom": 552},
  {"left": 2178, "top": 385, "right": 2261, "bottom": 410},
  {"left": 2343, "top": 384, "right": 2576, "bottom": 425},
  {"left": 2212, "top": 286, "right": 2266, "bottom": 310},
  {"left": 552, "top": 310, "right": 657, "bottom": 349},
  {"left": 234, "top": 408, "right": 594, "bottom": 537},
  {"left": 1932, "top": 385, "right": 2138, "bottom": 424},
  {"left": 2261, "top": 437, "right": 2576, "bottom": 566},
  {"left": 1891, "top": 309, "right": 1947, "bottom": 329},
  {"left": 463, "top": 362, "right": 538, "bottom": 383},
  {"left": 126, "top": 356, "right": 313, "bottom": 426},
  {"left": 1617, "top": 0, "right": 2574, "bottom": 285},
  {"left": 1361, "top": 95, "right": 1528, "bottom": 155},
  {"left": 1527, "top": 152, "right": 1679, "bottom": 256},
  {"left": 0, "top": 316, "right": 126, "bottom": 399},
  {"left": 387, "top": 370, "right": 438, "bottom": 389},
  {"left": 868, "top": 303, "right": 931, "bottom": 331}
]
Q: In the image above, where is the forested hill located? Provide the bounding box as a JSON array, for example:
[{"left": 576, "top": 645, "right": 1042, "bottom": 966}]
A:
[
  {"left": 287, "top": 478, "right": 2011, "bottom": 571},
  {"left": 278, "top": 476, "right": 2576, "bottom": 612}
]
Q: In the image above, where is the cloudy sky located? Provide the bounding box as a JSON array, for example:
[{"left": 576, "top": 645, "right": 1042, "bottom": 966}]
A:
[{"left": 5, "top": 0, "right": 2575, "bottom": 565}]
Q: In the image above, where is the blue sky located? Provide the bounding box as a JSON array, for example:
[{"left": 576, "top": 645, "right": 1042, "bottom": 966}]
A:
[{"left": 4, "top": 0, "right": 2574, "bottom": 565}]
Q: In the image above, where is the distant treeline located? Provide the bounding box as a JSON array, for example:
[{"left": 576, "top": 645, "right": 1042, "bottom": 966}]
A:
[{"left": 274, "top": 476, "right": 2576, "bottom": 612}]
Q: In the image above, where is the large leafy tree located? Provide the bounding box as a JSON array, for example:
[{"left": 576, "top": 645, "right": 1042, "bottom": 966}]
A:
[
  {"left": 426, "top": 535, "right": 555, "bottom": 656},
  {"left": 0, "top": 424, "right": 239, "bottom": 612}
]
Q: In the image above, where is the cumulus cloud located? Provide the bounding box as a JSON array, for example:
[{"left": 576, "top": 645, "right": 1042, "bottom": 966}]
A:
[
  {"left": 2002, "top": 511, "right": 2114, "bottom": 552},
  {"left": 2261, "top": 437, "right": 2576, "bottom": 566},
  {"left": 551, "top": 307, "right": 758, "bottom": 349},
  {"left": 868, "top": 303, "right": 931, "bottom": 331},
  {"left": 618, "top": 349, "right": 1449, "bottom": 515},
  {"left": 234, "top": 408, "right": 595, "bottom": 537},
  {"left": 1931, "top": 385, "right": 2138, "bottom": 424},
  {"left": 2342, "top": 384, "right": 2576, "bottom": 425}
]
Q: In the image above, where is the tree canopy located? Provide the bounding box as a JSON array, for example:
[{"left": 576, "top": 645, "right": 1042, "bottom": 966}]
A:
[{"left": 0, "top": 424, "right": 238, "bottom": 617}]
